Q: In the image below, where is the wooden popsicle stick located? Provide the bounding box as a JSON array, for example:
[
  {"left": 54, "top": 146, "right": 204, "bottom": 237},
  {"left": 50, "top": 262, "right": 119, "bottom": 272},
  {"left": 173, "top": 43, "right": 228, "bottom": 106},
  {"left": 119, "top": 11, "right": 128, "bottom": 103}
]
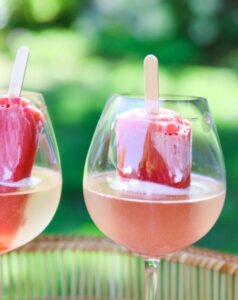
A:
[
  {"left": 144, "top": 54, "right": 159, "bottom": 113},
  {"left": 144, "top": 54, "right": 159, "bottom": 100},
  {"left": 8, "top": 46, "right": 29, "bottom": 98}
]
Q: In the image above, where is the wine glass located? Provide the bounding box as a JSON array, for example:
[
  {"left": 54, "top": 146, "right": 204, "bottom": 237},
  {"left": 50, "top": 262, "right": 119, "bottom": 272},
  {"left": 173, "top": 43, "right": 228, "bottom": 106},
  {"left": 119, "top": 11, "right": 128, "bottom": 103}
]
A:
[
  {"left": 0, "top": 89, "right": 62, "bottom": 254},
  {"left": 83, "top": 94, "right": 226, "bottom": 299}
]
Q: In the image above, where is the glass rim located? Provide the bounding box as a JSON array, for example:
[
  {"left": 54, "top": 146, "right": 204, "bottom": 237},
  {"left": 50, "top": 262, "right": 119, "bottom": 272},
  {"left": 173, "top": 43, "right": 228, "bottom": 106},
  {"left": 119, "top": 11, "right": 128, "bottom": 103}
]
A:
[
  {"left": 111, "top": 93, "right": 207, "bottom": 102},
  {"left": 0, "top": 88, "right": 46, "bottom": 108}
]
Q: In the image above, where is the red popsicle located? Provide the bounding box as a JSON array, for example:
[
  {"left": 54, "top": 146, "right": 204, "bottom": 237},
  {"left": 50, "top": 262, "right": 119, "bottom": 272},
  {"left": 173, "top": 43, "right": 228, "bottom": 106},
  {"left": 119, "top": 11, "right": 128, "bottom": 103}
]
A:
[
  {"left": 0, "top": 97, "right": 44, "bottom": 182},
  {"left": 116, "top": 108, "right": 191, "bottom": 188},
  {"left": 0, "top": 47, "right": 44, "bottom": 252}
]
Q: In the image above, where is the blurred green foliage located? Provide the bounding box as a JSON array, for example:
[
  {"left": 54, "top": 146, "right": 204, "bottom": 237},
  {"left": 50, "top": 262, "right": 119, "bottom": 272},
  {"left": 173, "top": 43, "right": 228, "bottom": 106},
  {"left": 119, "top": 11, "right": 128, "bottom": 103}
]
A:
[
  {"left": 1, "top": 0, "right": 237, "bottom": 66},
  {"left": 0, "top": 0, "right": 238, "bottom": 253}
]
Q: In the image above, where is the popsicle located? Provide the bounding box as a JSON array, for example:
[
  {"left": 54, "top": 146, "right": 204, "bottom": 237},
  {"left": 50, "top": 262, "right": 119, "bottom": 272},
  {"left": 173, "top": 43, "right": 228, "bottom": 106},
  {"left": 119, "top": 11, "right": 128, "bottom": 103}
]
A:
[
  {"left": 0, "top": 47, "right": 44, "bottom": 252},
  {"left": 116, "top": 55, "right": 191, "bottom": 189},
  {"left": 0, "top": 96, "right": 44, "bottom": 182}
]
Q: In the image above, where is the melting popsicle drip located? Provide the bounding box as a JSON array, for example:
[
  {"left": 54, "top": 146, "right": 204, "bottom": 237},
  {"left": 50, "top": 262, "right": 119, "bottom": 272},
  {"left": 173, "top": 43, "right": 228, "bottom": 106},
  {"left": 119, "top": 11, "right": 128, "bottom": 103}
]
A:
[
  {"left": 0, "top": 97, "right": 44, "bottom": 252},
  {"left": 116, "top": 108, "right": 191, "bottom": 189}
]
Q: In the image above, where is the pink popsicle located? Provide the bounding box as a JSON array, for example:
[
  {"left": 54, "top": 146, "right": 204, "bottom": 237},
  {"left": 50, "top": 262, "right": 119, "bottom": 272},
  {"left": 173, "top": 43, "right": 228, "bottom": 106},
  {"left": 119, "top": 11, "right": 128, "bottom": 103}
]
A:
[{"left": 116, "top": 108, "right": 191, "bottom": 189}]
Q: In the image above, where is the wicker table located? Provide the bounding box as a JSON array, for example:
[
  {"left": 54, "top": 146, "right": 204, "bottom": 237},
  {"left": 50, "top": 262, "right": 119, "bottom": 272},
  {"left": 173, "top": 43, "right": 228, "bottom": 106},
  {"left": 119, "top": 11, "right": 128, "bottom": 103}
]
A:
[{"left": 0, "top": 235, "right": 237, "bottom": 300}]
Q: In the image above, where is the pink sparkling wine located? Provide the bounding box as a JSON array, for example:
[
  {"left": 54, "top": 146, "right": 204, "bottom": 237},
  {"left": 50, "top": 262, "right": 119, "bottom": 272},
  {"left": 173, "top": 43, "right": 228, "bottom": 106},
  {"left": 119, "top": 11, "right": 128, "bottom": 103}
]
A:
[{"left": 84, "top": 172, "right": 225, "bottom": 258}]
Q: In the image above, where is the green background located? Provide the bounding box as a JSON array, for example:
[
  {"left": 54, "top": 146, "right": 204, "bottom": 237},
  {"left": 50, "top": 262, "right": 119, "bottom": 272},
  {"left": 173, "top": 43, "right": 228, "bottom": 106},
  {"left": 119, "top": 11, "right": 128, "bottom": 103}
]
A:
[{"left": 0, "top": 0, "right": 237, "bottom": 253}]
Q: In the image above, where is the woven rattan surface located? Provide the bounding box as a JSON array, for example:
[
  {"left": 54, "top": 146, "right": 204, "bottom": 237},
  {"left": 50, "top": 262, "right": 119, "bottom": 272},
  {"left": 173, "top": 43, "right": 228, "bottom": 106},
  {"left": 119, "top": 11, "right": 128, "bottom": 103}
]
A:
[
  {"left": 16, "top": 235, "right": 238, "bottom": 275},
  {"left": 1, "top": 235, "right": 237, "bottom": 300}
]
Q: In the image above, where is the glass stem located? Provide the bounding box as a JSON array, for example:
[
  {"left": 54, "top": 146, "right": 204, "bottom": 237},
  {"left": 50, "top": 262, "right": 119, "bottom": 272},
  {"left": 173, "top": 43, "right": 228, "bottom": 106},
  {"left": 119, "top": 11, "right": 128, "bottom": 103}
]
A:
[{"left": 144, "top": 258, "right": 160, "bottom": 300}]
